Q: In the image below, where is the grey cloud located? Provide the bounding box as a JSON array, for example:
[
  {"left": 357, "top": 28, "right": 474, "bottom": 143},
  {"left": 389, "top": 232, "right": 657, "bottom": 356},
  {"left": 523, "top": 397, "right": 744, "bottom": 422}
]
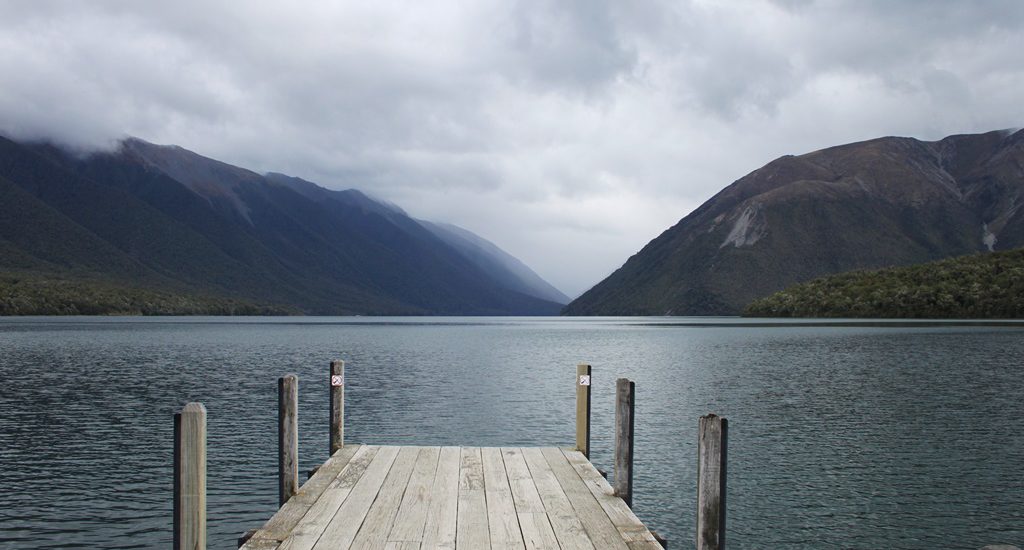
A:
[
  {"left": 0, "top": 0, "right": 1021, "bottom": 295},
  {"left": 506, "top": 0, "right": 638, "bottom": 92}
]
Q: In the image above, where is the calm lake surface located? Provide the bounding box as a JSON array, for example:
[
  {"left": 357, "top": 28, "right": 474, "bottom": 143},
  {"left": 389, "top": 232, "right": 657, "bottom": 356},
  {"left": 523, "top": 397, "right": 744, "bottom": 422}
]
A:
[{"left": 0, "top": 316, "right": 1022, "bottom": 549}]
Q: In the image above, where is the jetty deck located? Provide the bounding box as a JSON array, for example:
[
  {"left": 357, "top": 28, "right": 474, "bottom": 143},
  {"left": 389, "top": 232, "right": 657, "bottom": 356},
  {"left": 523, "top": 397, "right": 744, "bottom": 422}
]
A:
[{"left": 239, "top": 444, "right": 663, "bottom": 550}]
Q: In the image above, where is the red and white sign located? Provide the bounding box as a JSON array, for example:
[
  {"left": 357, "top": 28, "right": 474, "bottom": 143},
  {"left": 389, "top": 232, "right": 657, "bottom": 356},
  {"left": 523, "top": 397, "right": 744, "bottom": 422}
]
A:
[{"left": 331, "top": 375, "right": 344, "bottom": 387}]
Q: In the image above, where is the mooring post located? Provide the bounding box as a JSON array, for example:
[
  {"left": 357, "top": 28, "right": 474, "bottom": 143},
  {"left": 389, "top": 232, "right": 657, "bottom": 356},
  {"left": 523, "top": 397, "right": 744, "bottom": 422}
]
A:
[
  {"left": 330, "top": 360, "right": 345, "bottom": 456},
  {"left": 614, "top": 377, "right": 635, "bottom": 507},
  {"left": 575, "top": 363, "right": 592, "bottom": 458},
  {"left": 697, "top": 414, "right": 727, "bottom": 550},
  {"left": 174, "top": 402, "right": 207, "bottom": 550},
  {"left": 279, "top": 374, "right": 299, "bottom": 506}
]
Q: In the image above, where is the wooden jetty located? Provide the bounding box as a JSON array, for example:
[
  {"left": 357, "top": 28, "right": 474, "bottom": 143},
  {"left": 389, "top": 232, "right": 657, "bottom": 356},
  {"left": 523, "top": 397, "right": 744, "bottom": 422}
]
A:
[
  {"left": 174, "top": 361, "right": 728, "bottom": 550},
  {"left": 238, "top": 444, "right": 661, "bottom": 550}
]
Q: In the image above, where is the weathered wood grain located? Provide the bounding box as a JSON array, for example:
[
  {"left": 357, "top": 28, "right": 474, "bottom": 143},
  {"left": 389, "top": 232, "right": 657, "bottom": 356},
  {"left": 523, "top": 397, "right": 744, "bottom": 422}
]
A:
[
  {"left": 501, "top": 448, "right": 545, "bottom": 514},
  {"left": 516, "top": 512, "right": 560, "bottom": 550},
  {"left": 575, "top": 364, "right": 592, "bottom": 458},
  {"left": 174, "top": 402, "right": 206, "bottom": 550},
  {"left": 308, "top": 446, "right": 401, "bottom": 550},
  {"left": 384, "top": 542, "right": 422, "bottom": 550},
  {"left": 562, "top": 449, "right": 660, "bottom": 548},
  {"left": 389, "top": 446, "right": 442, "bottom": 543},
  {"left": 330, "top": 360, "right": 344, "bottom": 455},
  {"left": 241, "top": 445, "right": 659, "bottom": 550},
  {"left": 542, "top": 446, "right": 628, "bottom": 550},
  {"left": 244, "top": 444, "right": 363, "bottom": 547},
  {"left": 521, "top": 447, "right": 595, "bottom": 550},
  {"left": 481, "top": 447, "right": 526, "bottom": 549},
  {"left": 697, "top": 414, "right": 727, "bottom": 550},
  {"left": 457, "top": 447, "right": 490, "bottom": 549},
  {"left": 614, "top": 378, "right": 634, "bottom": 508},
  {"left": 272, "top": 445, "right": 379, "bottom": 550},
  {"left": 279, "top": 374, "right": 299, "bottom": 506},
  {"left": 350, "top": 446, "right": 421, "bottom": 549},
  {"left": 420, "top": 446, "right": 460, "bottom": 550}
]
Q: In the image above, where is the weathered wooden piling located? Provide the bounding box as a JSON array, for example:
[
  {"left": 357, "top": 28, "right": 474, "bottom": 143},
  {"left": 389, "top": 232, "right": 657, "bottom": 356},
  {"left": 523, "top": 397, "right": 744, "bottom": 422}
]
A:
[
  {"left": 614, "top": 378, "right": 635, "bottom": 507},
  {"left": 575, "top": 363, "right": 592, "bottom": 458},
  {"left": 174, "top": 402, "right": 207, "bottom": 550},
  {"left": 330, "top": 359, "right": 345, "bottom": 455},
  {"left": 697, "top": 413, "right": 727, "bottom": 550},
  {"left": 278, "top": 374, "right": 299, "bottom": 506}
]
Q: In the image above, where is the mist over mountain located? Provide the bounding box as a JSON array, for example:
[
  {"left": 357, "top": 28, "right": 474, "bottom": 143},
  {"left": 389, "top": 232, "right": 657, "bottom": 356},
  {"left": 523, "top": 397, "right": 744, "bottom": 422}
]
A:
[
  {"left": 565, "top": 129, "right": 1024, "bottom": 316},
  {"left": 0, "top": 135, "right": 566, "bottom": 315}
]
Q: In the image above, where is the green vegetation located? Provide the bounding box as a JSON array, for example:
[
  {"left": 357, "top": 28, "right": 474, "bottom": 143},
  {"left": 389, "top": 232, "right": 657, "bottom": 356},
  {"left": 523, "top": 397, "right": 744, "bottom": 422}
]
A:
[
  {"left": 743, "top": 248, "right": 1024, "bottom": 318},
  {"left": 0, "top": 272, "right": 296, "bottom": 316}
]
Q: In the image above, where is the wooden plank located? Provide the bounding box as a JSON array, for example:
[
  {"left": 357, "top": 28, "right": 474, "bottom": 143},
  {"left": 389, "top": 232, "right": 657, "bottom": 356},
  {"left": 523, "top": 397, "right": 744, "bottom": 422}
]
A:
[
  {"left": 244, "top": 444, "right": 363, "bottom": 546},
  {"left": 350, "top": 446, "right": 422, "bottom": 549},
  {"left": 541, "top": 447, "right": 629, "bottom": 550},
  {"left": 517, "top": 513, "right": 560, "bottom": 550},
  {"left": 481, "top": 447, "right": 526, "bottom": 549},
  {"left": 697, "top": 415, "right": 727, "bottom": 550},
  {"left": 389, "top": 447, "right": 442, "bottom": 542},
  {"left": 270, "top": 445, "right": 380, "bottom": 549},
  {"left": 457, "top": 447, "right": 490, "bottom": 549},
  {"left": 501, "top": 448, "right": 545, "bottom": 514},
  {"left": 562, "top": 449, "right": 659, "bottom": 548},
  {"left": 575, "top": 364, "right": 592, "bottom": 458},
  {"left": 279, "top": 374, "right": 299, "bottom": 506},
  {"left": 622, "top": 536, "right": 663, "bottom": 544},
  {"left": 384, "top": 542, "right": 422, "bottom": 550},
  {"left": 521, "top": 447, "right": 594, "bottom": 550},
  {"left": 420, "top": 446, "right": 460, "bottom": 550},
  {"left": 240, "top": 538, "right": 280, "bottom": 550},
  {"left": 304, "top": 445, "right": 402, "bottom": 550},
  {"left": 330, "top": 360, "right": 345, "bottom": 455},
  {"left": 613, "top": 379, "right": 635, "bottom": 508},
  {"left": 174, "top": 402, "right": 207, "bottom": 550}
]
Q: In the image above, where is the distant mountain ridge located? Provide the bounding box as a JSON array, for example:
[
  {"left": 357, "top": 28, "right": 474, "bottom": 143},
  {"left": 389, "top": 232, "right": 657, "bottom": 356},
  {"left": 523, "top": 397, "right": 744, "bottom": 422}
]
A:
[
  {"left": 565, "top": 128, "right": 1024, "bottom": 316},
  {"left": 0, "top": 135, "right": 566, "bottom": 315}
]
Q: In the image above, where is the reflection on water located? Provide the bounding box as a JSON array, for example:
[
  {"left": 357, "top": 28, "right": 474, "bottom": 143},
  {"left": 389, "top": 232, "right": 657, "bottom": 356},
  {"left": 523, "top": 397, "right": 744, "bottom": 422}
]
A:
[{"left": 0, "top": 317, "right": 1022, "bottom": 549}]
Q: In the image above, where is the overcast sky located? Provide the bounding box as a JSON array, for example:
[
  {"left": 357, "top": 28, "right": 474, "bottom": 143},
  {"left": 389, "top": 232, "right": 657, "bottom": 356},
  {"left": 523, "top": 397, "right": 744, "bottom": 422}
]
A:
[{"left": 1, "top": 1, "right": 1022, "bottom": 296}]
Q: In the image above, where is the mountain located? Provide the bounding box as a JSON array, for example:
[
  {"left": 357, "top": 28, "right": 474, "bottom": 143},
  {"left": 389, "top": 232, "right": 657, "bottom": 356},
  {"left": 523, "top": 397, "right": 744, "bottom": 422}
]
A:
[
  {"left": 418, "top": 221, "right": 571, "bottom": 304},
  {"left": 0, "top": 135, "right": 566, "bottom": 315},
  {"left": 564, "top": 129, "right": 1024, "bottom": 316},
  {"left": 744, "top": 248, "right": 1024, "bottom": 318}
]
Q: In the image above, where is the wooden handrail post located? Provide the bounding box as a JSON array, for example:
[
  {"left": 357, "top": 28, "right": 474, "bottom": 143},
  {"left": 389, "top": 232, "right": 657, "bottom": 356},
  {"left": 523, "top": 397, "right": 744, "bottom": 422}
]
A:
[
  {"left": 174, "top": 402, "right": 207, "bottom": 550},
  {"left": 575, "top": 364, "right": 592, "bottom": 458},
  {"left": 697, "top": 414, "right": 727, "bottom": 550},
  {"left": 330, "top": 360, "right": 345, "bottom": 456},
  {"left": 614, "top": 378, "right": 635, "bottom": 507},
  {"left": 279, "top": 374, "right": 299, "bottom": 506}
]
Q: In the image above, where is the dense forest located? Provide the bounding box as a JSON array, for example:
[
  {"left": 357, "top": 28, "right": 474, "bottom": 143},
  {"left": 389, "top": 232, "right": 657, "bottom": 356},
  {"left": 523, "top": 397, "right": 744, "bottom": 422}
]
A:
[
  {"left": 743, "top": 248, "right": 1024, "bottom": 318},
  {"left": 0, "top": 272, "right": 294, "bottom": 315}
]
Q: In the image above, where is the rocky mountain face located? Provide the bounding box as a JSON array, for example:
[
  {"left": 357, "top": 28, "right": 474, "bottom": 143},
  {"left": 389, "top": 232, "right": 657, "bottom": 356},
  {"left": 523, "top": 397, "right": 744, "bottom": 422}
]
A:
[
  {"left": 0, "top": 135, "right": 566, "bottom": 315},
  {"left": 564, "top": 129, "right": 1024, "bottom": 315}
]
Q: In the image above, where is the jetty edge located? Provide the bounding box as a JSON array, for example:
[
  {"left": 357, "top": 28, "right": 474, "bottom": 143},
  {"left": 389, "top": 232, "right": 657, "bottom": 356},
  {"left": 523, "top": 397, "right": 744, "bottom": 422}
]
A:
[{"left": 174, "top": 361, "right": 731, "bottom": 550}]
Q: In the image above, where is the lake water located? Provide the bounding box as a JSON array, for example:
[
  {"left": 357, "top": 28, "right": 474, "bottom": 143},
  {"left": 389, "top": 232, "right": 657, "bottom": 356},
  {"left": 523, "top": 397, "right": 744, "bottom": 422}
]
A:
[{"left": 0, "top": 317, "right": 1022, "bottom": 549}]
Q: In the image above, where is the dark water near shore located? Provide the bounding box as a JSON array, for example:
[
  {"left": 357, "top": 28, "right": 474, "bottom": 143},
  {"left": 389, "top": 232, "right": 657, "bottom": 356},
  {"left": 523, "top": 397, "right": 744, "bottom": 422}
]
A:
[{"left": 0, "top": 317, "right": 1022, "bottom": 549}]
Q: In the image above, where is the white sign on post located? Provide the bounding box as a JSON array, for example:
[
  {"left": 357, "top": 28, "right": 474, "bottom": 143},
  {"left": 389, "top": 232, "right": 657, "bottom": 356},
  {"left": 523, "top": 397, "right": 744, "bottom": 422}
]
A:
[
  {"left": 578, "top": 374, "right": 591, "bottom": 386},
  {"left": 331, "top": 375, "right": 344, "bottom": 387}
]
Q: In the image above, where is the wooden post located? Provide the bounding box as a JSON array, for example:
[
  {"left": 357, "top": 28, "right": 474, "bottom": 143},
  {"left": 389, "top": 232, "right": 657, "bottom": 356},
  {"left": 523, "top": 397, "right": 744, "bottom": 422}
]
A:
[
  {"left": 174, "top": 402, "right": 206, "bottom": 550},
  {"left": 279, "top": 374, "right": 299, "bottom": 506},
  {"left": 614, "top": 378, "right": 635, "bottom": 507},
  {"left": 697, "top": 414, "right": 727, "bottom": 550},
  {"left": 330, "top": 360, "right": 345, "bottom": 456},
  {"left": 575, "top": 363, "right": 591, "bottom": 458}
]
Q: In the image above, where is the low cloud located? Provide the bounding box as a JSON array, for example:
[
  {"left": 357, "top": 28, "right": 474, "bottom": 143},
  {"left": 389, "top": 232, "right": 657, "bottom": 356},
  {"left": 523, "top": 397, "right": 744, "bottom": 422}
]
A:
[{"left": 1, "top": 0, "right": 1022, "bottom": 296}]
